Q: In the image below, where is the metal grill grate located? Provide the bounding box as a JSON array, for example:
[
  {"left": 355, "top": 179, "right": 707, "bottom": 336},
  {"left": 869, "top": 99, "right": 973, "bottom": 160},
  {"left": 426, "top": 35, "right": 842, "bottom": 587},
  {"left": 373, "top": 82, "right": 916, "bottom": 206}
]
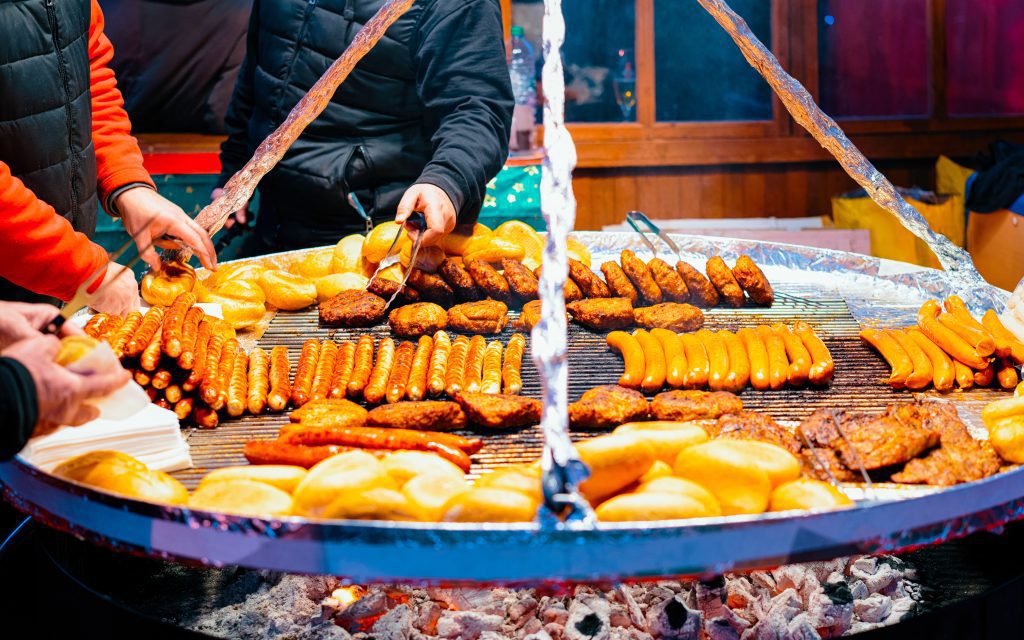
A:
[{"left": 173, "top": 292, "right": 1008, "bottom": 488}]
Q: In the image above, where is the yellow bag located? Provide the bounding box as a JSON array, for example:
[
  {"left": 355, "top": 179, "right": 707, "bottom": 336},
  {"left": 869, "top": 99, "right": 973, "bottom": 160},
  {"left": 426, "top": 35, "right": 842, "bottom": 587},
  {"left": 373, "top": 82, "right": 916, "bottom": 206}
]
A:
[
  {"left": 832, "top": 188, "right": 965, "bottom": 269},
  {"left": 936, "top": 155, "right": 975, "bottom": 202}
]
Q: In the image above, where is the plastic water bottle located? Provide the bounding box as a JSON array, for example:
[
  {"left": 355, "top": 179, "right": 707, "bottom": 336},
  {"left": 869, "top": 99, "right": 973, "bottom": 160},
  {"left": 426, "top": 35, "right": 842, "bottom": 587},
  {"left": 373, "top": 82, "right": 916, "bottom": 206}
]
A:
[{"left": 508, "top": 26, "right": 537, "bottom": 154}]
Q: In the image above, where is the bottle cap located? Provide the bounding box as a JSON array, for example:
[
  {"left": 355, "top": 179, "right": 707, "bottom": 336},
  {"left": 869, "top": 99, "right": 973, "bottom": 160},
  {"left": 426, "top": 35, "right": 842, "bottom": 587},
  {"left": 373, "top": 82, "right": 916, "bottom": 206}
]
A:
[{"left": 511, "top": 25, "right": 524, "bottom": 37}]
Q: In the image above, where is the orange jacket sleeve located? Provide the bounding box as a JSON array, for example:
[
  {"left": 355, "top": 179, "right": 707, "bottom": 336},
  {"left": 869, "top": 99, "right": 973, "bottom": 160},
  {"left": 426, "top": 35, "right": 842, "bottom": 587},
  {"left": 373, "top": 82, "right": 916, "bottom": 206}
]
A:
[
  {"left": 89, "top": 0, "right": 155, "bottom": 205},
  {"left": 0, "top": 162, "right": 109, "bottom": 300}
]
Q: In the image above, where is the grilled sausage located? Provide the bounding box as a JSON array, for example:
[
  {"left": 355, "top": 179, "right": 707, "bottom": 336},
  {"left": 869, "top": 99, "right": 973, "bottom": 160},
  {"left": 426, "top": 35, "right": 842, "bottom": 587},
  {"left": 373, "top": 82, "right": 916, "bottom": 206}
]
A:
[
  {"left": 164, "top": 383, "right": 183, "bottom": 405},
  {"left": 463, "top": 335, "right": 487, "bottom": 393},
  {"left": 386, "top": 341, "right": 416, "bottom": 404},
  {"left": 632, "top": 329, "right": 665, "bottom": 393},
  {"left": 444, "top": 335, "right": 471, "bottom": 397},
  {"left": 917, "top": 300, "right": 989, "bottom": 369},
  {"left": 153, "top": 397, "right": 172, "bottom": 411},
  {"left": 696, "top": 329, "right": 729, "bottom": 392},
  {"left": 290, "top": 339, "right": 321, "bottom": 407},
  {"left": 227, "top": 350, "right": 250, "bottom": 417},
  {"left": 793, "top": 321, "right": 834, "bottom": 386},
  {"left": 975, "top": 364, "right": 996, "bottom": 387},
  {"left": 280, "top": 426, "right": 474, "bottom": 472},
  {"left": 109, "top": 311, "right": 143, "bottom": 359},
  {"left": 140, "top": 327, "right": 163, "bottom": 372},
  {"left": 428, "top": 331, "right": 452, "bottom": 397},
  {"left": 606, "top": 330, "right": 646, "bottom": 390},
  {"left": 705, "top": 256, "right": 745, "bottom": 308},
  {"left": 347, "top": 335, "right": 375, "bottom": 399},
  {"left": 719, "top": 330, "right": 750, "bottom": 393},
  {"left": 943, "top": 296, "right": 997, "bottom": 357},
  {"left": 906, "top": 328, "right": 955, "bottom": 392},
  {"left": 151, "top": 369, "right": 172, "bottom": 390},
  {"left": 192, "top": 406, "right": 219, "bottom": 429},
  {"left": 83, "top": 313, "right": 111, "bottom": 339},
  {"left": 738, "top": 327, "right": 770, "bottom": 391},
  {"left": 982, "top": 309, "right": 1024, "bottom": 364},
  {"left": 480, "top": 340, "right": 503, "bottom": 394},
  {"left": 997, "top": 358, "right": 1020, "bottom": 390},
  {"left": 181, "top": 321, "right": 212, "bottom": 383},
  {"left": 328, "top": 341, "right": 357, "bottom": 400},
  {"left": 310, "top": 340, "right": 338, "bottom": 402},
  {"left": 247, "top": 347, "right": 270, "bottom": 414},
  {"left": 773, "top": 323, "right": 812, "bottom": 388},
  {"left": 243, "top": 440, "right": 355, "bottom": 468},
  {"left": 679, "top": 333, "right": 709, "bottom": 390},
  {"left": 174, "top": 397, "right": 194, "bottom": 421},
  {"left": 175, "top": 307, "right": 205, "bottom": 369},
  {"left": 125, "top": 307, "right": 165, "bottom": 357},
  {"left": 212, "top": 338, "right": 239, "bottom": 410},
  {"left": 364, "top": 338, "right": 396, "bottom": 404},
  {"left": 731, "top": 255, "right": 774, "bottom": 305},
  {"left": 502, "top": 333, "right": 527, "bottom": 395},
  {"left": 162, "top": 292, "right": 197, "bottom": 358},
  {"left": 649, "top": 329, "right": 685, "bottom": 389},
  {"left": 406, "top": 335, "right": 433, "bottom": 401},
  {"left": 953, "top": 359, "right": 975, "bottom": 389},
  {"left": 268, "top": 346, "right": 292, "bottom": 412},
  {"left": 859, "top": 327, "right": 911, "bottom": 389},
  {"left": 758, "top": 325, "right": 790, "bottom": 391},
  {"left": 133, "top": 369, "right": 152, "bottom": 388},
  {"left": 889, "top": 329, "right": 933, "bottom": 391}
]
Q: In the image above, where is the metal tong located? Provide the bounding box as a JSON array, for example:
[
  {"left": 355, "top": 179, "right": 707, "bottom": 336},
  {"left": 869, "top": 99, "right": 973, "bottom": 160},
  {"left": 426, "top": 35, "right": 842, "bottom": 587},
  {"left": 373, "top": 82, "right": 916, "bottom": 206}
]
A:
[
  {"left": 364, "top": 211, "right": 426, "bottom": 307},
  {"left": 625, "top": 210, "right": 683, "bottom": 258}
]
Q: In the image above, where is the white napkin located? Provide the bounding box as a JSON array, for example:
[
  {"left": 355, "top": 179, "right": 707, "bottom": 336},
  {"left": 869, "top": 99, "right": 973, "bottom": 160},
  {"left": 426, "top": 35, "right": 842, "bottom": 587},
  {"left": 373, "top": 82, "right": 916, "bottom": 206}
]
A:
[{"left": 20, "top": 403, "right": 192, "bottom": 473}]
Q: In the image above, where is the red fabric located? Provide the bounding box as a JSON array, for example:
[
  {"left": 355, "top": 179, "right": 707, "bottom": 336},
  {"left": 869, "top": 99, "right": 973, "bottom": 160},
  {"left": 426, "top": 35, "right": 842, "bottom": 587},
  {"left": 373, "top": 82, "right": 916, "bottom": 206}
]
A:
[{"left": 0, "top": 0, "right": 153, "bottom": 301}]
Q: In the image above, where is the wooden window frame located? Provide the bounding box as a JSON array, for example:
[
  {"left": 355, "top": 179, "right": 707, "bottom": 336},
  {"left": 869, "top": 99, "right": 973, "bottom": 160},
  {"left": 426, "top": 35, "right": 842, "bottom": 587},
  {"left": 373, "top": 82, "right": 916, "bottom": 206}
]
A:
[{"left": 505, "top": 0, "right": 1024, "bottom": 169}]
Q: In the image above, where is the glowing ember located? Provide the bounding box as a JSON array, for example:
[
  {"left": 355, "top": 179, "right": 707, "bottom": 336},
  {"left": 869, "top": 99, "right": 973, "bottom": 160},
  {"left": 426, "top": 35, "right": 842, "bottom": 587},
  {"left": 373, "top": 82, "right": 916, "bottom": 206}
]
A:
[{"left": 331, "top": 585, "right": 364, "bottom": 606}]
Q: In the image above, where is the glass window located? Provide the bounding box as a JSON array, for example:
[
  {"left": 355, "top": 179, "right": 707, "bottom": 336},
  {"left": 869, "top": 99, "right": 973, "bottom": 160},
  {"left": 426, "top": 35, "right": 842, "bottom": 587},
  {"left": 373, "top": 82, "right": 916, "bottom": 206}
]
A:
[
  {"left": 654, "top": 0, "right": 773, "bottom": 123},
  {"left": 946, "top": 0, "right": 1024, "bottom": 117},
  {"left": 817, "top": 0, "right": 930, "bottom": 119},
  {"left": 512, "top": 0, "right": 637, "bottom": 123}
]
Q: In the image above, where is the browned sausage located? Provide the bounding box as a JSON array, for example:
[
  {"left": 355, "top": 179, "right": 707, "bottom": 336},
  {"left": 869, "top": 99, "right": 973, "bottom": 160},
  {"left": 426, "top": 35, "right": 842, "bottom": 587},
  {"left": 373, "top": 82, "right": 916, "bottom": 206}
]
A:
[
  {"left": 428, "top": 331, "right": 452, "bottom": 397},
  {"left": 364, "top": 338, "right": 395, "bottom": 404},
  {"left": 247, "top": 347, "right": 270, "bottom": 415},
  {"left": 406, "top": 335, "right": 433, "bottom": 401},
  {"left": 705, "top": 256, "right": 745, "bottom": 308},
  {"left": 328, "top": 341, "right": 356, "bottom": 400},
  {"left": 502, "top": 333, "right": 527, "bottom": 395},
  {"left": 444, "top": 335, "right": 471, "bottom": 397},
  {"left": 125, "top": 307, "right": 165, "bottom": 357},
  {"left": 175, "top": 306, "right": 205, "bottom": 369},
  {"left": 675, "top": 261, "right": 719, "bottom": 308},
  {"left": 290, "top": 339, "right": 321, "bottom": 407},
  {"left": 109, "top": 311, "right": 143, "bottom": 359},
  {"left": 347, "top": 335, "right": 375, "bottom": 399},
  {"left": 162, "top": 292, "right": 197, "bottom": 358},
  {"left": 463, "top": 335, "right": 487, "bottom": 393},
  {"left": 386, "top": 341, "right": 416, "bottom": 404},
  {"left": 226, "top": 350, "right": 250, "bottom": 417},
  {"left": 309, "top": 340, "right": 338, "bottom": 402},
  {"left": 268, "top": 346, "right": 291, "bottom": 412}
]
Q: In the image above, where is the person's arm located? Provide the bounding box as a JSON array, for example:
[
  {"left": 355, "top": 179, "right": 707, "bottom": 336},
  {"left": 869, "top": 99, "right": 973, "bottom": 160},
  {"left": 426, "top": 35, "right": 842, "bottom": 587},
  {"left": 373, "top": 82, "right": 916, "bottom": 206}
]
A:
[
  {"left": 0, "top": 162, "right": 108, "bottom": 301},
  {"left": 87, "top": 0, "right": 156, "bottom": 215},
  {"left": 0, "top": 358, "right": 38, "bottom": 460},
  {"left": 217, "top": 1, "right": 262, "bottom": 188},
  {"left": 412, "top": 0, "right": 514, "bottom": 223}
]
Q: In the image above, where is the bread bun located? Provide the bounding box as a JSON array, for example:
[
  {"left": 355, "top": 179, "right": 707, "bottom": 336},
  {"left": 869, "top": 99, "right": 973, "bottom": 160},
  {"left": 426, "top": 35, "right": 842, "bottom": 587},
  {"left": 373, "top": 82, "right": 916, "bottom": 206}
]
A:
[
  {"left": 205, "top": 261, "right": 266, "bottom": 288},
  {"left": 986, "top": 415, "right": 1024, "bottom": 463},
  {"left": 331, "top": 234, "right": 374, "bottom": 274},
  {"left": 377, "top": 263, "right": 405, "bottom": 283},
  {"left": 575, "top": 433, "right": 656, "bottom": 504},
  {"left": 197, "top": 465, "right": 307, "bottom": 494},
  {"left": 293, "top": 249, "right": 334, "bottom": 279},
  {"left": 717, "top": 440, "right": 801, "bottom": 487},
  {"left": 257, "top": 269, "right": 317, "bottom": 311},
  {"left": 55, "top": 335, "right": 100, "bottom": 366},
  {"left": 53, "top": 450, "right": 147, "bottom": 480},
  {"left": 402, "top": 474, "right": 470, "bottom": 521},
  {"left": 202, "top": 280, "right": 266, "bottom": 330},
  {"left": 400, "top": 244, "right": 445, "bottom": 273},
  {"left": 769, "top": 478, "right": 853, "bottom": 512},
  {"left": 494, "top": 221, "right": 544, "bottom": 270},
  {"left": 474, "top": 467, "right": 542, "bottom": 502},
  {"left": 463, "top": 237, "right": 525, "bottom": 264},
  {"left": 674, "top": 441, "right": 772, "bottom": 515},
  {"left": 292, "top": 450, "right": 395, "bottom": 517},
  {"left": 566, "top": 236, "right": 592, "bottom": 268},
  {"left": 260, "top": 254, "right": 296, "bottom": 272},
  {"left": 614, "top": 421, "right": 709, "bottom": 465},
  {"left": 54, "top": 451, "right": 188, "bottom": 505},
  {"left": 637, "top": 476, "right": 721, "bottom": 516},
  {"left": 188, "top": 479, "right": 294, "bottom": 517},
  {"left": 639, "top": 460, "right": 673, "bottom": 484},
  {"left": 314, "top": 273, "right": 369, "bottom": 302},
  {"left": 440, "top": 223, "right": 492, "bottom": 256},
  {"left": 441, "top": 487, "right": 537, "bottom": 523},
  {"left": 320, "top": 487, "right": 424, "bottom": 521},
  {"left": 363, "top": 222, "right": 410, "bottom": 263},
  {"left": 141, "top": 261, "right": 197, "bottom": 307},
  {"left": 381, "top": 451, "right": 465, "bottom": 487},
  {"left": 596, "top": 491, "right": 710, "bottom": 522}
]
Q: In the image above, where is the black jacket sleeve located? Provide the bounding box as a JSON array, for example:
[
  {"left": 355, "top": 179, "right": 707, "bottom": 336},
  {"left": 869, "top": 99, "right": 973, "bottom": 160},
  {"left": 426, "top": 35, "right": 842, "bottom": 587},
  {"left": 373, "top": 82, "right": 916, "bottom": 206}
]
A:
[
  {"left": 413, "top": 0, "right": 514, "bottom": 223},
  {"left": 216, "top": 0, "right": 262, "bottom": 188},
  {"left": 0, "top": 358, "right": 38, "bottom": 461}
]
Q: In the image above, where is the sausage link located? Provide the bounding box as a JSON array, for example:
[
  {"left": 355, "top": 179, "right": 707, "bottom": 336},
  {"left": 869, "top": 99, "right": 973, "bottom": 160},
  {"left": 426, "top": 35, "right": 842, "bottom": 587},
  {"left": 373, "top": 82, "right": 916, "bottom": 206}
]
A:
[
  {"left": 280, "top": 425, "right": 474, "bottom": 472},
  {"left": 737, "top": 327, "right": 770, "bottom": 391},
  {"left": 151, "top": 369, "right": 172, "bottom": 390},
  {"left": 633, "top": 329, "right": 666, "bottom": 393},
  {"left": 154, "top": 397, "right": 172, "bottom": 411},
  {"left": 792, "top": 321, "right": 834, "bottom": 386},
  {"left": 226, "top": 350, "right": 249, "bottom": 417},
  {"left": 198, "top": 334, "right": 226, "bottom": 407},
  {"left": 975, "top": 364, "right": 995, "bottom": 387},
  {"left": 182, "top": 322, "right": 213, "bottom": 391},
  {"left": 364, "top": 338, "right": 396, "bottom": 404},
  {"left": 268, "top": 346, "right": 292, "bottom": 412},
  {"left": 859, "top": 327, "right": 911, "bottom": 389},
  {"left": 480, "top": 340, "right": 504, "bottom": 394},
  {"left": 140, "top": 326, "right": 163, "bottom": 372},
  {"left": 651, "top": 328, "right": 687, "bottom": 389},
  {"left": 134, "top": 369, "right": 152, "bottom": 387},
  {"left": 247, "top": 347, "right": 270, "bottom": 414},
  {"left": 953, "top": 359, "right": 975, "bottom": 389},
  {"left": 696, "top": 329, "right": 729, "bottom": 392},
  {"left": 243, "top": 440, "right": 354, "bottom": 468},
  {"left": 192, "top": 406, "right": 220, "bottom": 429},
  {"left": 97, "top": 315, "right": 125, "bottom": 345},
  {"left": 290, "top": 339, "right": 321, "bottom": 407},
  {"left": 888, "top": 329, "right": 933, "bottom": 391},
  {"left": 773, "top": 323, "right": 811, "bottom": 388},
  {"left": 109, "top": 311, "right": 143, "bottom": 359},
  {"left": 125, "top": 307, "right": 165, "bottom": 357},
  {"left": 906, "top": 329, "right": 955, "bottom": 392},
  {"left": 917, "top": 300, "right": 989, "bottom": 369},
  {"left": 309, "top": 340, "right": 338, "bottom": 402},
  {"left": 942, "top": 296, "right": 997, "bottom": 357},
  {"left": 83, "top": 313, "right": 111, "bottom": 339},
  {"left": 758, "top": 325, "right": 790, "bottom": 390},
  {"left": 982, "top": 310, "right": 1024, "bottom": 364},
  {"left": 165, "top": 383, "right": 182, "bottom": 405},
  {"left": 502, "top": 333, "right": 527, "bottom": 395},
  {"left": 463, "top": 335, "right": 487, "bottom": 393},
  {"left": 406, "top": 335, "right": 433, "bottom": 401},
  {"left": 606, "top": 331, "right": 646, "bottom": 390},
  {"left": 175, "top": 307, "right": 205, "bottom": 369},
  {"left": 997, "top": 358, "right": 1020, "bottom": 390},
  {"left": 162, "top": 292, "right": 197, "bottom": 358},
  {"left": 444, "top": 335, "right": 471, "bottom": 396},
  {"left": 679, "top": 333, "right": 709, "bottom": 390},
  {"left": 427, "top": 331, "right": 452, "bottom": 397},
  {"left": 213, "top": 338, "right": 239, "bottom": 410},
  {"left": 174, "top": 397, "right": 194, "bottom": 421},
  {"left": 144, "top": 387, "right": 159, "bottom": 403},
  {"left": 346, "top": 335, "right": 375, "bottom": 399},
  {"left": 386, "top": 341, "right": 416, "bottom": 404},
  {"left": 719, "top": 329, "right": 750, "bottom": 393},
  {"left": 328, "top": 341, "right": 356, "bottom": 400}
]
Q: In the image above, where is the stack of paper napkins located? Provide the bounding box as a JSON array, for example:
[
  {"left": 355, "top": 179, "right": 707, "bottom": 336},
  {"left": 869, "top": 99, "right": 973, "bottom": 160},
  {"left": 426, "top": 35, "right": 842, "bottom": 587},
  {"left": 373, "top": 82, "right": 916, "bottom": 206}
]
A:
[{"left": 20, "top": 403, "right": 192, "bottom": 473}]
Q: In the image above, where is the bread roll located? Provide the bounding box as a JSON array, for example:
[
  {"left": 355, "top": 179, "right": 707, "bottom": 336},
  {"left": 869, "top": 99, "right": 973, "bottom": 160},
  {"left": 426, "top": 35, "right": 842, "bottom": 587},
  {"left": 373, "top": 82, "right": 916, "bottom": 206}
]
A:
[
  {"left": 55, "top": 335, "right": 100, "bottom": 366},
  {"left": 141, "top": 262, "right": 197, "bottom": 307},
  {"left": 53, "top": 450, "right": 146, "bottom": 480},
  {"left": 440, "top": 223, "right": 492, "bottom": 256},
  {"left": 613, "top": 421, "right": 709, "bottom": 465},
  {"left": 331, "top": 233, "right": 367, "bottom": 273},
  {"left": 204, "top": 261, "right": 266, "bottom": 288},
  {"left": 637, "top": 476, "right": 721, "bottom": 515},
  {"left": 53, "top": 451, "right": 188, "bottom": 506},
  {"left": 674, "top": 441, "right": 772, "bottom": 515},
  {"left": 188, "top": 479, "right": 294, "bottom": 517},
  {"left": 566, "top": 236, "right": 592, "bottom": 268},
  {"left": 198, "top": 465, "right": 308, "bottom": 494},
  {"left": 474, "top": 466, "right": 542, "bottom": 502},
  {"left": 377, "top": 263, "right": 405, "bottom": 283},
  {"left": 403, "top": 474, "right": 470, "bottom": 522},
  {"left": 318, "top": 487, "right": 423, "bottom": 521},
  {"left": 494, "top": 221, "right": 544, "bottom": 271},
  {"left": 717, "top": 439, "right": 801, "bottom": 487},
  {"left": 363, "top": 222, "right": 410, "bottom": 263},
  {"left": 596, "top": 492, "right": 710, "bottom": 522},
  {"left": 441, "top": 487, "right": 537, "bottom": 522},
  {"left": 575, "top": 433, "right": 657, "bottom": 503},
  {"left": 292, "top": 450, "right": 395, "bottom": 517},
  {"left": 987, "top": 415, "right": 1024, "bottom": 463},
  {"left": 202, "top": 280, "right": 267, "bottom": 330},
  {"left": 639, "top": 460, "right": 673, "bottom": 484},
  {"left": 258, "top": 269, "right": 318, "bottom": 311},
  {"left": 293, "top": 249, "right": 334, "bottom": 279},
  {"left": 315, "top": 273, "right": 369, "bottom": 302},
  {"left": 463, "top": 237, "right": 525, "bottom": 264},
  {"left": 769, "top": 478, "right": 853, "bottom": 512},
  {"left": 380, "top": 451, "right": 465, "bottom": 487}
]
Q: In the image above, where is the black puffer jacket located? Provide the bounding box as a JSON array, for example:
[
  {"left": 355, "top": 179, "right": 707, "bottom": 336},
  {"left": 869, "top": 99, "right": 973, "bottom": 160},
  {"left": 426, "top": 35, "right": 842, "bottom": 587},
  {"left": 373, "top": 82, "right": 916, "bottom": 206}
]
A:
[{"left": 217, "top": 0, "right": 513, "bottom": 250}]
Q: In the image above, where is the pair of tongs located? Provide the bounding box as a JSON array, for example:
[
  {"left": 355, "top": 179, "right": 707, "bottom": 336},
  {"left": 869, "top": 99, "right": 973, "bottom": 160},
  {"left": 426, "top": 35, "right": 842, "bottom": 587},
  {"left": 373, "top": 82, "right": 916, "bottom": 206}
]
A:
[
  {"left": 44, "top": 217, "right": 184, "bottom": 335},
  {"left": 625, "top": 210, "right": 682, "bottom": 258},
  {"left": 364, "top": 211, "right": 426, "bottom": 307}
]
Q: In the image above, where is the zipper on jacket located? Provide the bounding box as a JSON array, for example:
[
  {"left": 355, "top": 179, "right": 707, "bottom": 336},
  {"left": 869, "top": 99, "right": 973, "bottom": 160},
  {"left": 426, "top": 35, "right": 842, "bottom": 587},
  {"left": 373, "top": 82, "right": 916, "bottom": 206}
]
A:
[
  {"left": 277, "top": 0, "right": 318, "bottom": 121},
  {"left": 45, "top": 0, "right": 81, "bottom": 220}
]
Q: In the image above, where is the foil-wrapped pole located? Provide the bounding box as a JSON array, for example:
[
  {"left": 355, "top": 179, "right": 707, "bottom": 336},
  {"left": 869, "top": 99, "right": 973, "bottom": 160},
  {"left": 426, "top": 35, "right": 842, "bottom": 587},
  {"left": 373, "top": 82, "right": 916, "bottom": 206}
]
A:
[
  {"left": 533, "top": 0, "right": 594, "bottom": 524},
  {"left": 162, "top": 0, "right": 416, "bottom": 265},
  {"left": 695, "top": 0, "right": 989, "bottom": 303}
]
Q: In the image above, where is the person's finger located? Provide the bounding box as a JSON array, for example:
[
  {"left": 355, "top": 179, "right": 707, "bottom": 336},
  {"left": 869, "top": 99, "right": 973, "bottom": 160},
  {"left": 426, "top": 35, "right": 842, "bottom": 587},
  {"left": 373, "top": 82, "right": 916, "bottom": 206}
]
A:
[
  {"left": 418, "top": 205, "right": 447, "bottom": 247},
  {"left": 137, "top": 236, "right": 162, "bottom": 273},
  {"left": 176, "top": 221, "right": 217, "bottom": 271},
  {"left": 36, "top": 334, "right": 62, "bottom": 358},
  {"left": 237, "top": 207, "right": 248, "bottom": 225},
  {"left": 59, "top": 321, "right": 85, "bottom": 338},
  {"left": 395, "top": 188, "right": 420, "bottom": 225}
]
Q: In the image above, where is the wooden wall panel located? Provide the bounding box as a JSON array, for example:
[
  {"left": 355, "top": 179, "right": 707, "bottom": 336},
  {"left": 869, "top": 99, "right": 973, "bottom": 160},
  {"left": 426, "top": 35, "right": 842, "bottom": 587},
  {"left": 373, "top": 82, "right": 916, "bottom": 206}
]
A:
[{"left": 572, "top": 159, "right": 936, "bottom": 229}]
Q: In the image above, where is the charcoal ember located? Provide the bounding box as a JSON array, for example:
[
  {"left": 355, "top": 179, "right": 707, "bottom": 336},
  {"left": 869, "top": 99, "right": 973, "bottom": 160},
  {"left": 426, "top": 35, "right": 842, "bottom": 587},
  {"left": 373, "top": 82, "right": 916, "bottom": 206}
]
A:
[
  {"left": 337, "top": 591, "right": 390, "bottom": 630},
  {"left": 883, "top": 597, "right": 918, "bottom": 624},
  {"left": 519, "top": 617, "right": 545, "bottom": 637},
  {"left": 541, "top": 602, "right": 570, "bottom": 626},
  {"left": 615, "top": 585, "right": 647, "bottom": 628},
  {"left": 371, "top": 604, "right": 414, "bottom": 640},
  {"left": 695, "top": 577, "right": 728, "bottom": 620},
  {"left": 705, "top": 618, "right": 742, "bottom": 640},
  {"left": 544, "top": 622, "right": 565, "bottom": 639},
  {"left": 848, "top": 557, "right": 901, "bottom": 595},
  {"left": 608, "top": 604, "right": 631, "bottom": 628},
  {"left": 510, "top": 595, "right": 540, "bottom": 624},
  {"left": 480, "top": 632, "right": 511, "bottom": 640},
  {"left": 524, "top": 630, "right": 555, "bottom": 640},
  {"left": 645, "top": 595, "right": 702, "bottom": 640},
  {"left": 846, "top": 580, "right": 869, "bottom": 601},
  {"left": 413, "top": 601, "right": 442, "bottom": 636},
  {"left": 806, "top": 590, "right": 852, "bottom": 639},
  {"left": 748, "top": 571, "right": 776, "bottom": 593},
  {"left": 853, "top": 593, "right": 892, "bottom": 624},
  {"left": 429, "top": 588, "right": 506, "bottom": 615},
  {"left": 724, "top": 578, "right": 758, "bottom": 623},
  {"left": 784, "top": 613, "right": 821, "bottom": 640},
  {"left": 803, "top": 560, "right": 848, "bottom": 584},
  {"left": 609, "top": 628, "right": 653, "bottom": 640},
  {"left": 565, "top": 596, "right": 611, "bottom": 640},
  {"left": 435, "top": 611, "right": 504, "bottom": 640}
]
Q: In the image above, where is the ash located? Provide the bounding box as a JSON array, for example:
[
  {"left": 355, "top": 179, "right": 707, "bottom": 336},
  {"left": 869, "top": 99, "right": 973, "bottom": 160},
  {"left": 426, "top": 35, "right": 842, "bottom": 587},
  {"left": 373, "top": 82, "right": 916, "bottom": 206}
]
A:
[{"left": 181, "top": 556, "right": 920, "bottom": 639}]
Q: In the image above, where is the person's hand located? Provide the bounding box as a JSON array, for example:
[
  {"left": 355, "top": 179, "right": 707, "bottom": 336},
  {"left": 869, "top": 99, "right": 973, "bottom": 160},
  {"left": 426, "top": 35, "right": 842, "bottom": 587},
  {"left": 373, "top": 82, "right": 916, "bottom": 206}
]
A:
[
  {"left": 0, "top": 302, "right": 81, "bottom": 350},
  {"left": 2, "top": 334, "right": 131, "bottom": 437},
  {"left": 396, "top": 183, "right": 456, "bottom": 247},
  {"left": 116, "top": 186, "right": 217, "bottom": 271},
  {"left": 87, "top": 262, "right": 140, "bottom": 316},
  {"left": 211, "top": 187, "right": 251, "bottom": 230}
]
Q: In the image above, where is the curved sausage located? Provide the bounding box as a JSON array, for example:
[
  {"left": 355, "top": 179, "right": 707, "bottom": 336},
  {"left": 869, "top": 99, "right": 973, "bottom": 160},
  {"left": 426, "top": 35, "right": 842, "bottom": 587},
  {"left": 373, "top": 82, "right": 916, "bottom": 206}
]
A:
[
  {"left": 758, "top": 325, "right": 790, "bottom": 390},
  {"left": 888, "top": 329, "right": 933, "bottom": 391},
  {"left": 109, "top": 311, "right": 143, "bottom": 359},
  {"left": 310, "top": 340, "right": 339, "bottom": 402},
  {"left": 650, "top": 328, "right": 687, "bottom": 388},
  {"left": 917, "top": 300, "right": 989, "bottom": 369},
  {"left": 606, "top": 331, "right": 646, "bottom": 390},
  {"left": 346, "top": 335, "right": 375, "bottom": 399},
  {"left": 773, "top": 324, "right": 811, "bottom": 388},
  {"left": 792, "top": 321, "right": 834, "bottom": 386},
  {"left": 974, "top": 364, "right": 995, "bottom": 387},
  {"left": 406, "top": 335, "right": 434, "bottom": 401},
  {"left": 268, "top": 346, "right": 292, "bottom": 412},
  {"left": 290, "top": 339, "right": 321, "bottom": 407},
  {"left": 942, "top": 296, "right": 997, "bottom": 357},
  {"left": 906, "top": 329, "right": 955, "bottom": 392},
  {"left": 719, "top": 329, "right": 750, "bottom": 393},
  {"left": 502, "top": 333, "right": 527, "bottom": 395},
  {"left": 997, "top": 358, "right": 1020, "bottom": 390},
  {"left": 696, "top": 329, "right": 729, "bottom": 392},
  {"left": 634, "top": 329, "right": 667, "bottom": 393},
  {"left": 125, "top": 307, "right": 165, "bottom": 357},
  {"left": 162, "top": 292, "right": 197, "bottom": 358},
  {"left": 679, "top": 333, "right": 709, "bottom": 390},
  {"left": 737, "top": 327, "right": 770, "bottom": 391},
  {"left": 175, "top": 307, "right": 206, "bottom": 369},
  {"left": 428, "top": 331, "right": 452, "bottom": 396},
  {"left": 982, "top": 310, "right": 1024, "bottom": 364},
  {"left": 386, "top": 341, "right": 416, "bottom": 404},
  {"left": 328, "top": 341, "right": 356, "bottom": 400},
  {"left": 859, "top": 327, "right": 912, "bottom": 389},
  {"left": 953, "top": 359, "right": 975, "bottom": 389},
  {"left": 364, "top": 338, "right": 396, "bottom": 404},
  {"left": 182, "top": 322, "right": 212, "bottom": 391},
  {"left": 444, "top": 335, "right": 471, "bottom": 397}
]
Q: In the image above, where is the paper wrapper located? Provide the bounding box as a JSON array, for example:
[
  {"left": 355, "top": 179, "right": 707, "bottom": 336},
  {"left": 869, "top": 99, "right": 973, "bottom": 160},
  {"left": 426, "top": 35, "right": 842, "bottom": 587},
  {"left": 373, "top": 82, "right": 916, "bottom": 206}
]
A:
[{"left": 65, "top": 341, "right": 149, "bottom": 421}]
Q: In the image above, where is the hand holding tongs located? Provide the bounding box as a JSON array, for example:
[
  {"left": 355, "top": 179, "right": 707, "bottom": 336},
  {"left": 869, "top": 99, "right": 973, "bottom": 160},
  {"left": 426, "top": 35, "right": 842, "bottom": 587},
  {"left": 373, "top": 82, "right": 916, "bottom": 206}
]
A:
[
  {"left": 625, "top": 210, "right": 683, "bottom": 259},
  {"left": 364, "top": 211, "right": 426, "bottom": 307}
]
